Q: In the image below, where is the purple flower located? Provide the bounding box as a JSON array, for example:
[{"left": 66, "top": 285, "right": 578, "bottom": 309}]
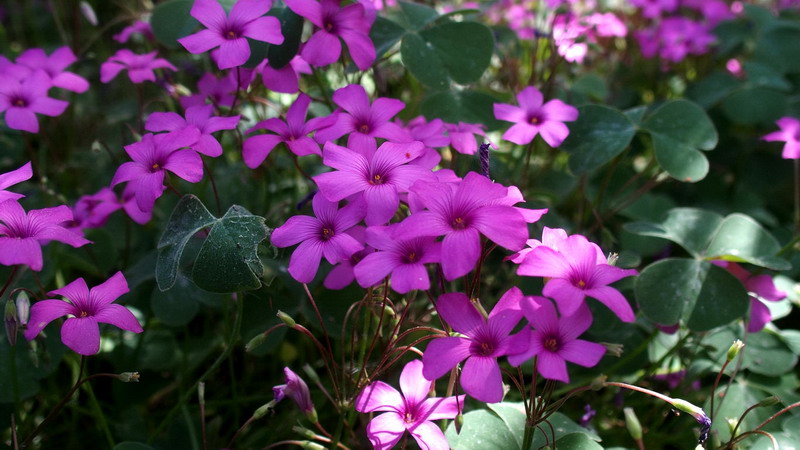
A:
[
  {"left": 113, "top": 20, "right": 154, "bottom": 43},
  {"left": 15, "top": 46, "right": 89, "bottom": 93},
  {"left": 0, "top": 200, "right": 90, "bottom": 271},
  {"left": 713, "top": 261, "right": 787, "bottom": 333},
  {"left": 517, "top": 229, "right": 638, "bottom": 322},
  {"left": 314, "top": 140, "right": 431, "bottom": 225},
  {"left": 444, "top": 122, "right": 485, "bottom": 155},
  {"left": 314, "top": 84, "right": 410, "bottom": 154},
  {"left": 508, "top": 297, "right": 605, "bottom": 383},
  {"left": 243, "top": 93, "right": 333, "bottom": 167},
  {"left": 494, "top": 86, "right": 578, "bottom": 147},
  {"left": 422, "top": 288, "right": 527, "bottom": 402},
  {"left": 271, "top": 193, "right": 365, "bottom": 283},
  {"left": 273, "top": 367, "right": 316, "bottom": 416},
  {"left": 395, "top": 172, "right": 528, "bottom": 280},
  {"left": 181, "top": 72, "right": 238, "bottom": 109},
  {"left": 121, "top": 184, "right": 154, "bottom": 225},
  {"left": 259, "top": 55, "right": 312, "bottom": 94},
  {"left": 24, "top": 272, "right": 142, "bottom": 355},
  {"left": 100, "top": 49, "right": 177, "bottom": 84},
  {"left": 763, "top": 117, "right": 800, "bottom": 159},
  {"left": 146, "top": 105, "right": 240, "bottom": 157},
  {"left": 0, "top": 70, "right": 68, "bottom": 133},
  {"left": 355, "top": 359, "right": 464, "bottom": 450},
  {"left": 0, "top": 161, "right": 33, "bottom": 203},
  {"left": 629, "top": 0, "right": 678, "bottom": 19},
  {"left": 72, "top": 187, "right": 122, "bottom": 230},
  {"left": 324, "top": 226, "right": 368, "bottom": 290},
  {"left": 353, "top": 225, "right": 441, "bottom": 293},
  {"left": 110, "top": 129, "right": 203, "bottom": 212},
  {"left": 178, "top": 0, "right": 284, "bottom": 70},
  {"left": 285, "top": 0, "right": 376, "bottom": 70}
]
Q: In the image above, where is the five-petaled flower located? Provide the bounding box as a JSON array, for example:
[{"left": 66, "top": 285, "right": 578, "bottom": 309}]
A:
[
  {"left": 0, "top": 70, "right": 68, "bottom": 133},
  {"left": 24, "top": 272, "right": 143, "bottom": 355},
  {"left": 763, "top": 117, "right": 800, "bottom": 159},
  {"left": 146, "top": 105, "right": 241, "bottom": 158},
  {"left": 355, "top": 359, "right": 464, "bottom": 450},
  {"left": 100, "top": 49, "right": 177, "bottom": 84},
  {"left": 493, "top": 86, "right": 578, "bottom": 147}
]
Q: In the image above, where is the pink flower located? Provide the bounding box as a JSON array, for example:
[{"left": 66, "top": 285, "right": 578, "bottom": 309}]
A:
[
  {"left": 713, "top": 261, "right": 787, "bottom": 333},
  {"left": 0, "top": 200, "right": 90, "bottom": 271},
  {"left": 24, "top": 272, "right": 143, "bottom": 355},
  {"left": 100, "top": 49, "right": 177, "bottom": 84},
  {"left": 314, "top": 140, "right": 431, "bottom": 225},
  {"left": 323, "top": 227, "right": 368, "bottom": 289},
  {"left": 15, "top": 46, "right": 89, "bottom": 93},
  {"left": 178, "top": 0, "right": 284, "bottom": 70},
  {"left": 355, "top": 360, "right": 464, "bottom": 450},
  {"left": 763, "top": 117, "right": 800, "bottom": 159},
  {"left": 285, "top": 0, "right": 376, "bottom": 70},
  {"left": 0, "top": 70, "right": 68, "bottom": 133},
  {"left": 444, "top": 122, "right": 485, "bottom": 155},
  {"left": 259, "top": 55, "right": 312, "bottom": 94},
  {"left": 395, "top": 172, "right": 529, "bottom": 280},
  {"left": 315, "top": 84, "right": 410, "bottom": 154},
  {"left": 146, "top": 105, "right": 241, "bottom": 157},
  {"left": 0, "top": 161, "right": 33, "bottom": 203},
  {"left": 273, "top": 367, "right": 316, "bottom": 417},
  {"left": 121, "top": 184, "right": 154, "bottom": 225},
  {"left": 113, "top": 20, "right": 154, "bottom": 43},
  {"left": 508, "top": 297, "right": 605, "bottom": 383},
  {"left": 271, "top": 193, "right": 365, "bottom": 283},
  {"left": 494, "top": 86, "right": 578, "bottom": 147},
  {"left": 181, "top": 72, "right": 238, "bottom": 109},
  {"left": 422, "top": 288, "right": 528, "bottom": 402},
  {"left": 110, "top": 129, "right": 203, "bottom": 212},
  {"left": 243, "top": 93, "right": 333, "bottom": 167},
  {"left": 516, "top": 228, "right": 638, "bottom": 322},
  {"left": 629, "top": 0, "right": 679, "bottom": 19},
  {"left": 72, "top": 187, "right": 122, "bottom": 230}
]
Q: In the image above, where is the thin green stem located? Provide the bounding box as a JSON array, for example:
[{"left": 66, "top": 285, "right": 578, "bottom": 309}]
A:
[{"left": 83, "top": 381, "right": 115, "bottom": 448}]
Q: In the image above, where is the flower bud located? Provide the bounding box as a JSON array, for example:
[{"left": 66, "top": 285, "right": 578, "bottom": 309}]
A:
[
  {"left": 245, "top": 333, "right": 267, "bottom": 353},
  {"left": 757, "top": 396, "right": 780, "bottom": 407},
  {"left": 727, "top": 340, "right": 744, "bottom": 362},
  {"left": 292, "top": 425, "right": 316, "bottom": 440},
  {"left": 591, "top": 375, "right": 607, "bottom": 391},
  {"left": 79, "top": 1, "right": 98, "bottom": 25},
  {"left": 253, "top": 400, "right": 277, "bottom": 419},
  {"left": 623, "top": 407, "right": 643, "bottom": 440},
  {"left": 455, "top": 413, "right": 464, "bottom": 434},
  {"left": 273, "top": 367, "right": 315, "bottom": 417},
  {"left": 117, "top": 372, "right": 140, "bottom": 382},
  {"left": 670, "top": 398, "right": 711, "bottom": 443},
  {"left": 277, "top": 310, "right": 296, "bottom": 328},
  {"left": 299, "top": 442, "right": 325, "bottom": 450},
  {"left": 607, "top": 252, "right": 619, "bottom": 266},
  {"left": 15, "top": 292, "right": 29, "bottom": 327},
  {"left": 602, "top": 342, "right": 624, "bottom": 357},
  {"left": 198, "top": 382, "right": 206, "bottom": 406},
  {"left": 5, "top": 299, "right": 18, "bottom": 346}
]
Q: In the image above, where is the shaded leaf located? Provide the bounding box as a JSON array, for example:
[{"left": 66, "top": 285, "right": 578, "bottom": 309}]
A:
[
  {"left": 421, "top": 89, "right": 501, "bottom": 129},
  {"left": 561, "top": 104, "right": 636, "bottom": 175},
  {"left": 267, "top": 7, "right": 303, "bottom": 69},
  {"left": 150, "top": 0, "right": 198, "bottom": 49},
  {"left": 156, "top": 195, "right": 216, "bottom": 291}
]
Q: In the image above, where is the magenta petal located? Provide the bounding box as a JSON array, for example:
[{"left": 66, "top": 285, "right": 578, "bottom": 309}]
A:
[
  {"left": 0, "top": 237, "right": 43, "bottom": 271},
  {"left": 502, "top": 123, "right": 538, "bottom": 145},
  {"left": 518, "top": 246, "right": 571, "bottom": 278},
  {"left": 539, "top": 121, "right": 570, "bottom": 147},
  {"left": 132, "top": 171, "right": 166, "bottom": 212},
  {"left": 541, "top": 99, "right": 579, "bottom": 122},
  {"left": 302, "top": 31, "right": 341, "bottom": 67},
  {"left": 422, "top": 336, "right": 471, "bottom": 380},
  {"left": 747, "top": 297, "right": 772, "bottom": 333},
  {"left": 393, "top": 212, "right": 451, "bottom": 240},
  {"left": 355, "top": 381, "right": 403, "bottom": 413},
  {"left": 543, "top": 278, "right": 586, "bottom": 317},
  {"left": 324, "top": 261, "right": 355, "bottom": 289},
  {"left": 399, "top": 360, "right": 431, "bottom": 406},
  {"left": 322, "top": 141, "right": 370, "bottom": 172},
  {"left": 314, "top": 171, "right": 369, "bottom": 202},
  {"left": 472, "top": 205, "right": 527, "bottom": 251},
  {"left": 51, "top": 72, "right": 89, "bottom": 93},
  {"left": 558, "top": 340, "right": 605, "bottom": 367},
  {"left": 286, "top": 137, "right": 321, "bottom": 156},
  {"left": 441, "top": 228, "right": 481, "bottom": 280},
  {"left": 61, "top": 317, "right": 100, "bottom": 355},
  {"left": 230, "top": 0, "right": 272, "bottom": 23},
  {"left": 0, "top": 162, "right": 33, "bottom": 190},
  {"left": 179, "top": 29, "right": 225, "bottom": 54},
  {"left": 99, "top": 61, "right": 125, "bottom": 83},
  {"left": 537, "top": 351, "right": 569, "bottom": 383},
  {"left": 90, "top": 271, "right": 129, "bottom": 306},
  {"left": 242, "top": 16, "right": 284, "bottom": 44},
  {"left": 164, "top": 149, "right": 203, "bottom": 182},
  {"left": 285, "top": 0, "right": 323, "bottom": 26},
  {"left": 24, "top": 299, "right": 73, "bottom": 340},
  {"left": 747, "top": 274, "right": 786, "bottom": 301},
  {"left": 493, "top": 103, "right": 526, "bottom": 123},
  {"left": 190, "top": 0, "right": 227, "bottom": 30},
  {"left": 366, "top": 412, "right": 405, "bottom": 450},
  {"left": 584, "top": 285, "right": 635, "bottom": 323},
  {"left": 288, "top": 239, "right": 324, "bottom": 283},
  {"left": 322, "top": 233, "right": 362, "bottom": 264},
  {"left": 409, "top": 421, "right": 450, "bottom": 450},
  {"left": 243, "top": 134, "right": 283, "bottom": 168},
  {"left": 145, "top": 111, "right": 185, "bottom": 132},
  {"left": 363, "top": 185, "right": 399, "bottom": 226},
  {"left": 557, "top": 303, "right": 593, "bottom": 340},
  {"left": 31, "top": 98, "right": 68, "bottom": 117},
  {"left": 461, "top": 356, "right": 503, "bottom": 403},
  {"left": 272, "top": 215, "right": 320, "bottom": 247},
  {"left": 5, "top": 108, "right": 40, "bottom": 133},
  {"left": 436, "top": 293, "right": 483, "bottom": 335},
  {"left": 193, "top": 134, "right": 223, "bottom": 157},
  {"left": 111, "top": 162, "right": 148, "bottom": 186},
  {"left": 340, "top": 29, "right": 375, "bottom": 70},
  {"left": 418, "top": 395, "right": 463, "bottom": 421},
  {"left": 517, "top": 86, "right": 544, "bottom": 111},
  {"left": 354, "top": 251, "right": 397, "bottom": 288},
  {"left": 36, "top": 226, "right": 91, "bottom": 248},
  {"left": 94, "top": 304, "right": 143, "bottom": 333},
  {"left": 390, "top": 263, "right": 429, "bottom": 294},
  {"left": 216, "top": 38, "right": 251, "bottom": 69}
]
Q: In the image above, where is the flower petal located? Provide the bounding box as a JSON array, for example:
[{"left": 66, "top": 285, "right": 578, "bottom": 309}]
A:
[
  {"left": 94, "top": 303, "right": 143, "bottom": 333},
  {"left": 399, "top": 360, "right": 431, "bottom": 406},
  {"left": 422, "top": 336, "right": 471, "bottom": 380},
  {"left": 436, "top": 292, "right": 483, "bottom": 335},
  {"left": 24, "top": 299, "right": 73, "bottom": 340},
  {"left": 409, "top": 420, "right": 450, "bottom": 450},
  {"left": 90, "top": 271, "right": 129, "bottom": 306},
  {"left": 288, "top": 239, "right": 323, "bottom": 283},
  {"left": 355, "top": 381, "right": 403, "bottom": 413},
  {"left": 461, "top": 356, "right": 503, "bottom": 403},
  {"left": 366, "top": 412, "right": 406, "bottom": 450},
  {"left": 61, "top": 317, "right": 100, "bottom": 355},
  {"left": 354, "top": 251, "right": 398, "bottom": 288}
]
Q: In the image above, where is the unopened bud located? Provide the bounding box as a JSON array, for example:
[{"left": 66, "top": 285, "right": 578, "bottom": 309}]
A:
[
  {"left": 306, "top": 408, "right": 318, "bottom": 424},
  {"left": 79, "top": 1, "right": 98, "bottom": 25},
  {"left": 198, "top": 382, "right": 205, "bottom": 406},
  {"left": 299, "top": 442, "right": 325, "bottom": 450},
  {"left": 623, "top": 407, "right": 643, "bottom": 440},
  {"left": 727, "top": 340, "right": 744, "bottom": 362},
  {"left": 726, "top": 417, "right": 737, "bottom": 435},
  {"left": 277, "top": 310, "right": 296, "bottom": 328},
  {"left": 246, "top": 333, "right": 268, "bottom": 352},
  {"left": 15, "top": 292, "right": 29, "bottom": 326},
  {"left": 292, "top": 425, "right": 316, "bottom": 440},
  {"left": 117, "top": 372, "right": 140, "bottom": 382},
  {"left": 253, "top": 400, "right": 277, "bottom": 419},
  {"left": 602, "top": 342, "right": 624, "bottom": 357},
  {"left": 757, "top": 396, "right": 780, "bottom": 407},
  {"left": 591, "top": 375, "right": 607, "bottom": 391},
  {"left": 607, "top": 252, "right": 619, "bottom": 266},
  {"left": 5, "top": 300, "right": 18, "bottom": 346},
  {"left": 670, "top": 398, "right": 711, "bottom": 443},
  {"left": 302, "top": 364, "right": 321, "bottom": 386},
  {"left": 455, "top": 413, "right": 464, "bottom": 434}
]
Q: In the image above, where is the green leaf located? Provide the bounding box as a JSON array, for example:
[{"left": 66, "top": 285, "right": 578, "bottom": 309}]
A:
[
  {"left": 267, "top": 7, "right": 303, "bottom": 69},
  {"left": 721, "top": 87, "right": 787, "bottom": 125},
  {"left": 744, "top": 332, "right": 798, "bottom": 376},
  {"left": 707, "top": 382, "right": 777, "bottom": 442},
  {"left": 555, "top": 433, "right": 604, "bottom": 449},
  {"left": 192, "top": 205, "right": 270, "bottom": 293},
  {"left": 754, "top": 25, "right": 800, "bottom": 74},
  {"left": 445, "top": 409, "right": 517, "bottom": 450},
  {"left": 624, "top": 208, "right": 722, "bottom": 257},
  {"left": 561, "top": 105, "right": 636, "bottom": 175},
  {"left": 150, "top": 0, "right": 198, "bottom": 49},
  {"left": 401, "top": 21, "right": 494, "bottom": 89},
  {"left": 642, "top": 100, "right": 717, "bottom": 182},
  {"left": 421, "top": 90, "right": 501, "bottom": 129},
  {"left": 398, "top": 1, "right": 438, "bottom": 30},
  {"left": 371, "top": 16, "right": 407, "bottom": 59},
  {"left": 571, "top": 74, "right": 609, "bottom": 101},
  {"left": 150, "top": 277, "right": 201, "bottom": 327},
  {"left": 635, "top": 258, "right": 749, "bottom": 331},
  {"left": 156, "top": 195, "right": 216, "bottom": 291}
]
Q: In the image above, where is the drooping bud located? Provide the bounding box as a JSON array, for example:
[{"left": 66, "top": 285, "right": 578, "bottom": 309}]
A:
[
  {"left": 299, "top": 442, "right": 325, "bottom": 450},
  {"left": 591, "top": 375, "right": 607, "bottom": 391},
  {"left": 455, "top": 413, "right": 464, "bottom": 434},
  {"left": 277, "top": 310, "right": 296, "bottom": 328},
  {"left": 670, "top": 398, "right": 711, "bottom": 443},
  {"left": 727, "top": 340, "right": 744, "bottom": 362},
  {"left": 757, "top": 396, "right": 780, "bottom": 407},
  {"left": 292, "top": 425, "right": 316, "bottom": 440},
  {"left": 198, "top": 382, "right": 206, "bottom": 406},
  {"left": 15, "top": 292, "right": 29, "bottom": 327},
  {"left": 253, "top": 400, "right": 277, "bottom": 419},
  {"left": 246, "top": 333, "right": 268, "bottom": 353},
  {"left": 273, "top": 367, "right": 316, "bottom": 421},
  {"left": 5, "top": 299, "right": 18, "bottom": 346},
  {"left": 117, "top": 372, "right": 140, "bottom": 382},
  {"left": 623, "top": 407, "right": 643, "bottom": 440}
]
